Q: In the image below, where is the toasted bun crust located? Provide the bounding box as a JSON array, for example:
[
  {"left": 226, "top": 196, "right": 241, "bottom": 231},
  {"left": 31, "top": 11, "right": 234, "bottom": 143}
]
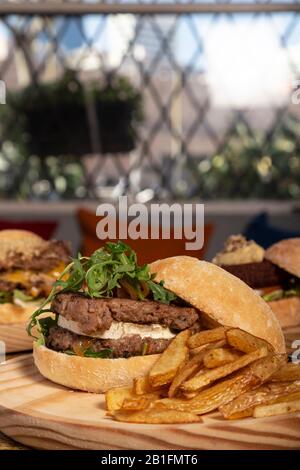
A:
[
  {"left": 33, "top": 343, "right": 159, "bottom": 393},
  {"left": 265, "top": 238, "right": 300, "bottom": 278},
  {"left": 150, "top": 256, "right": 285, "bottom": 353},
  {"left": 0, "top": 229, "right": 45, "bottom": 262},
  {"left": 269, "top": 297, "right": 300, "bottom": 329},
  {"left": 0, "top": 302, "right": 38, "bottom": 325}
]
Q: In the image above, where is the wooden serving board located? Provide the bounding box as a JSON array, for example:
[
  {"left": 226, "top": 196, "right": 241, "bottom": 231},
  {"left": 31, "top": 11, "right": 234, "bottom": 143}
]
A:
[
  {"left": 0, "top": 354, "right": 300, "bottom": 450},
  {"left": 0, "top": 323, "right": 33, "bottom": 353}
]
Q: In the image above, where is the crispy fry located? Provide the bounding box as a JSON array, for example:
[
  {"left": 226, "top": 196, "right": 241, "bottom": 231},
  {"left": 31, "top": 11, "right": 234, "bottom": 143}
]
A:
[
  {"left": 168, "top": 351, "right": 205, "bottom": 398},
  {"left": 157, "top": 354, "right": 285, "bottom": 415},
  {"left": 134, "top": 376, "right": 153, "bottom": 395},
  {"left": 188, "top": 327, "right": 228, "bottom": 349},
  {"left": 219, "top": 381, "right": 300, "bottom": 419},
  {"left": 181, "top": 347, "right": 268, "bottom": 393},
  {"left": 122, "top": 394, "right": 159, "bottom": 411},
  {"left": 226, "top": 328, "right": 273, "bottom": 354},
  {"left": 105, "top": 386, "right": 135, "bottom": 412},
  {"left": 189, "top": 340, "right": 227, "bottom": 356},
  {"left": 253, "top": 399, "right": 300, "bottom": 418},
  {"left": 270, "top": 363, "right": 300, "bottom": 382},
  {"left": 156, "top": 370, "right": 259, "bottom": 414},
  {"left": 203, "top": 348, "right": 242, "bottom": 368},
  {"left": 112, "top": 408, "right": 200, "bottom": 424},
  {"left": 149, "top": 330, "right": 190, "bottom": 388}
]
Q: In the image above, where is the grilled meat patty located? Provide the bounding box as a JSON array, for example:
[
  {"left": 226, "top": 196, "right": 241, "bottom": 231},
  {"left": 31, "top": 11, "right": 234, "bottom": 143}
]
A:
[
  {"left": 221, "top": 259, "right": 290, "bottom": 289},
  {"left": 51, "top": 293, "right": 200, "bottom": 335},
  {"left": 47, "top": 325, "right": 171, "bottom": 358}
]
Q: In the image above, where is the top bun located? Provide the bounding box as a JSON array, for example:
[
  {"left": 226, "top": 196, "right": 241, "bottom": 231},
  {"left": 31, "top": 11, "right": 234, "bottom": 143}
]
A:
[
  {"left": 265, "top": 238, "right": 300, "bottom": 279},
  {"left": 150, "top": 256, "right": 285, "bottom": 353},
  {"left": 0, "top": 229, "right": 46, "bottom": 264}
]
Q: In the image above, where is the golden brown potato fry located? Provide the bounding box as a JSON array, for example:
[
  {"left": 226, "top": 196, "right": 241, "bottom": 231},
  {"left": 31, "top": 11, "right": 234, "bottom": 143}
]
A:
[
  {"left": 270, "top": 363, "right": 300, "bottom": 382},
  {"left": 188, "top": 327, "right": 228, "bottom": 349},
  {"left": 253, "top": 399, "right": 300, "bottom": 418},
  {"left": 219, "top": 381, "right": 300, "bottom": 419},
  {"left": 226, "top": 328, "right": 273, "bottom": 354},
  {"left": 168, "top": 352, "right": 205, "bottom": 398},
  {"left": 181, "top": 347, "right": 268, "bottom": 393},
  {"left": 149, "top": 330, "right": 190, "bottom": 388},
  {"left": 122, "top": 394, "right": 159, "bottom": 411},
  {"left": 203, "top": 348, "right": 242, "bottom": 369},
  {"left": 134, "top": 376, "right": 153, "bottom": 395},
  {"left": 189, "top": 340, "right": 227, "bottom": 356},
  {"left": 156, "top": 354, "right": 285, "bottom": 415},
  {"left": 156, "top": 370, "right": 258, "bottom": 415},
  {"left": 112, "top": 408, "right": 200, "bottom": 424},
  {"left": 105, "top": 386, "right": 135, "bottom": 412}
]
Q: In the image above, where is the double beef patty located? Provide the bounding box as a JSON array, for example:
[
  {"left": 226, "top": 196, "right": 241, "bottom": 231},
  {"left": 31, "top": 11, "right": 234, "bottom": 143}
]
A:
[
  {"left": 48, "top": 293, "right": 201, "bottom": 358},
  {"left": 51, "top": 293, "right": 199, "bottom": 335}
]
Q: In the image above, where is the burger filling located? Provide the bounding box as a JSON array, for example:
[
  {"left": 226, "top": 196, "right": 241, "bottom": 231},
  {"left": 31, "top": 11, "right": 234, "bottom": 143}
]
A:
[
  {"left": 28, "top": 241, "right": 202, "bottom": 359},
  {"left": 0, "top": 241, "right": 70, "bottom": 306}
]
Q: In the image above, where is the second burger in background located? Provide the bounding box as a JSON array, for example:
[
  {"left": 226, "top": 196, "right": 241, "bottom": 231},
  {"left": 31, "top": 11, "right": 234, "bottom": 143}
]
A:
[
  {"left": 0, "top": 229, "right": 70, "bottom": 352},
  {"left": 213, "top": 235, "right": 300, "bottom": 328}
]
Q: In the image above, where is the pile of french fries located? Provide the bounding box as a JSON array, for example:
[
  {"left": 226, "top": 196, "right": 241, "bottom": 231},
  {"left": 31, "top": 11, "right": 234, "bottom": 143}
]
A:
[{"left": 106, "top": 327, "right": 300, "bottom": 424}]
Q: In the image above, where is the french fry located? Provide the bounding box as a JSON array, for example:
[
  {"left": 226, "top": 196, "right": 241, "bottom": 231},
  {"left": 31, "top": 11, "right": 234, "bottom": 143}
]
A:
[
  {"left": 189, "top": 340, "right": 226, "bottom": 356},
  {"left": 112, "top": 408, "right": 200, "bottom": 424},
  {"left": 105, "top": 386, "right": 135, "bottom": 412},
  {"left": 270, "top": 363, "right": 300, "bottom": 382},
  {"left": 253, "top": 399, "right": 300, "bottom": 418},
  {"left": 188, "top": 327, "right": 228, "bottom": 349},
  {"left": 181, "top": 347, "right": 268, "bottom": 393},
  {"left": 149, "top": 330, "right": 190, "bottom": 388},
  {"left": 122, "top": 394, "right": 159, "bottom": 411},
  {"left": 134, "top": 376, "right": 153, "bottom": 395},
  {"left": 226, "top": 328, "right": 273, "bottom": 354},
  {"left": 168, "top": 352, "right": 205, "bottom": 398},
  {"left": 156, "top": 354, "right": 286, "bottom": 415},
  {"left": 219, "top": 381, "right": 300, "bottom": 419},
  {"left": 156, "top": 369, "right": 259, "bottom": 414},
  {"left": 203, "top": 348, "right": 242, "bottom": 368}
]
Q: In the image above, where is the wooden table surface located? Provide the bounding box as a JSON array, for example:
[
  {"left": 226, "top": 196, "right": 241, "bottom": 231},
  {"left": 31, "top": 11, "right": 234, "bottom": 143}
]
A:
[{"left": 1, "top": 327, "right": 299, "bottom": 451}]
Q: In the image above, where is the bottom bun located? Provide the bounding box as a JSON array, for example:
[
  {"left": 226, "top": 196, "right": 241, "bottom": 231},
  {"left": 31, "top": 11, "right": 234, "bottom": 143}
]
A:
[
  {"left": 0, "top": 302, "right": 38, "bottom": 325},
  {"left": 33, "top": 343, "right": 159, "bottom": 393},
  {"left": 269, "top": 297, "right": 300, "bottom": 329}
]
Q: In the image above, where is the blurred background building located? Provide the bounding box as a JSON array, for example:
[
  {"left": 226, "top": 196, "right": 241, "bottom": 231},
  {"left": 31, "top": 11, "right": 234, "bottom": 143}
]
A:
[{"left": 0, "top": 0, "right": 299, "bottom": 258}]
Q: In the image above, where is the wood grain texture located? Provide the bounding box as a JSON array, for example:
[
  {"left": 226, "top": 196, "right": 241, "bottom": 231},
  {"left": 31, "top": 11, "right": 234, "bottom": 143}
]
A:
[
  {"left": 0, "top": 351, "right": 300, "bottom": 450},
  {"left": 0, "top": 323, "right": 33, "bottom": 353}
]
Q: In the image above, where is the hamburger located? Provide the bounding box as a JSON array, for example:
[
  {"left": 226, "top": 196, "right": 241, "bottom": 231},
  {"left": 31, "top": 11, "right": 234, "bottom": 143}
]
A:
[
  {"left": 213, "top": 235, "right": 300, "bottom": 328},
  {"left": 29, "top": 241, "right": 285, "bottom": 393},
  {"left": 0, "top": 229, "right": 70, "bottom": 352}
]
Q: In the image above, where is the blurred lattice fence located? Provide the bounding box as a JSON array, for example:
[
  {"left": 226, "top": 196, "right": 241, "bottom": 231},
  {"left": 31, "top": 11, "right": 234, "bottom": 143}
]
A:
[{"left": 0, "top": 1, "right": 300, "bottom": 200}]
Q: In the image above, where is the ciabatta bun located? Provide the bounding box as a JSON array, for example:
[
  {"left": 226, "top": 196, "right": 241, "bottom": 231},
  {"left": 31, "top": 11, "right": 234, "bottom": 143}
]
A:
[
  {"left": 265, "top": 238, "right": 300, "bottom": 278},
  {"left": 150, "top": 256, "right": 285, "bottom": 353},
  {"left": 33, "top": 343, "right": 159, "bottom": 393},
  {"left": 268, "top": 297, "right": 300, "bottom": 329}
]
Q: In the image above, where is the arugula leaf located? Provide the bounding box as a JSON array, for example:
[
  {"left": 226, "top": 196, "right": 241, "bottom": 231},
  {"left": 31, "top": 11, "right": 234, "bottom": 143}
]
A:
[
  {"left": 147, "top": 280, "right": 178, "bottom": 304},
  {"left": 0, "top": 291, "right": 12, "bottom": 304},
  {"left": 13, "top": 289, "right": 34, "bottom": 302},
  {"left": 36, "top": 315, "right": 58, "bottom": 345},
  {"left": 27, "top": 241, "right": 178, "bottom": 337},
  {"left": 83, "top": 348, "right": 112, "bottom": 358},
  {"left": 262, "top": 286, "right": 300, "bottom": 302}
]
